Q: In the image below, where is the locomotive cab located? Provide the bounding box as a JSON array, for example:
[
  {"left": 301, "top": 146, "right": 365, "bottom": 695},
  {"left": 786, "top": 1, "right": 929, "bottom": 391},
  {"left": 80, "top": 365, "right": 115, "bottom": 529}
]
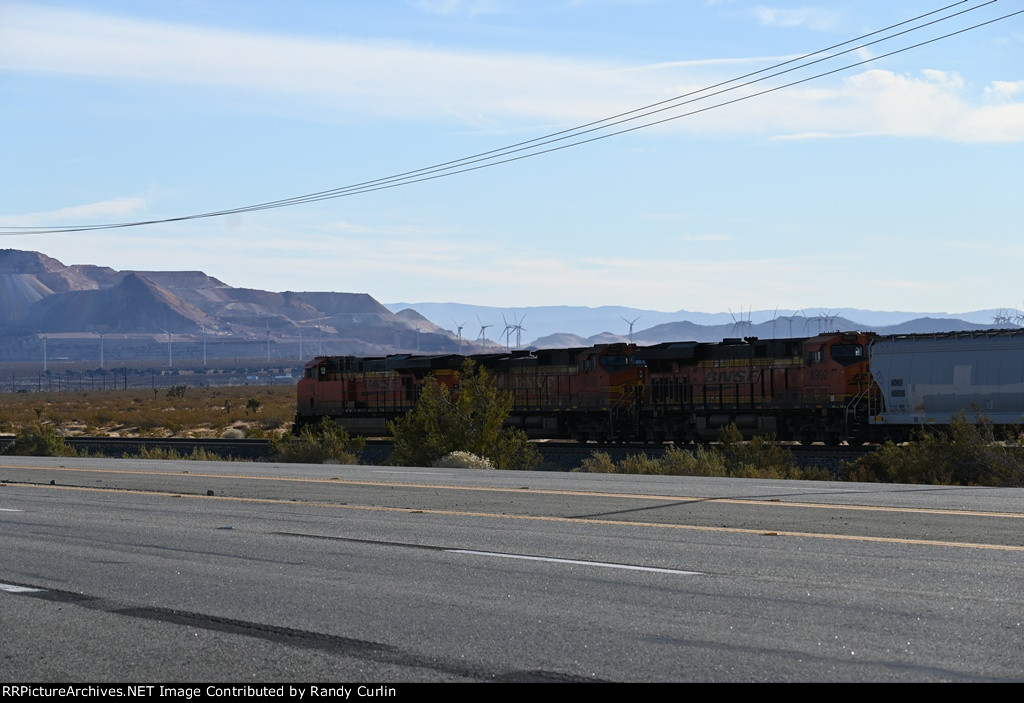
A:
[{"left": 563, "top": 343, "right": 646, "bottom": 443}]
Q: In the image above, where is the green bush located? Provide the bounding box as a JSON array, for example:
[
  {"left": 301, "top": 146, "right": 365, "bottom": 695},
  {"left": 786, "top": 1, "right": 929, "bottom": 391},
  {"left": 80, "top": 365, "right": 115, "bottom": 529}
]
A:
[
  {"left": 842, "top": 412, "right": 1024, "bottom": 486},
  {"left": 131, "top": 446, "right": 229, "bottom": 461},
  {"left": 574, "top": 425, "right": 823, "bottom": 479},
  {"left": 270, "top": 417, "right": 366, "bottom": 465},
  {"left": 660, "top": 445, "right": 728, "bottom": 476},
  {"left": 388, "top": 359, "right": 541, "bottom": 470},
  {"left": 575, "top": 451, "right": 618, "bottom": 473},
  {"left": 574, "top": 445, "right": 727, "bottom": 476},
  {"left": 4, "top": 423, "right": 77, "bottom": 457},
  {"left": 717, "top": 424, "right": 802, "bottom": 479}
]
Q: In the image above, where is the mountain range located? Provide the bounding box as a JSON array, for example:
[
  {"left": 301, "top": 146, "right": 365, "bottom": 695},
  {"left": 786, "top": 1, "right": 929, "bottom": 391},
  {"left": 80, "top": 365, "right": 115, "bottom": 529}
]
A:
[
  {"left": 0, "top": 249, "right": 462, "bottom": 365},
  {"left": 0, "top": 248, "right": 1018, "bottom": 366},
  {"left": 384, "top": 302, "right": 1022, "bottom": 347}
]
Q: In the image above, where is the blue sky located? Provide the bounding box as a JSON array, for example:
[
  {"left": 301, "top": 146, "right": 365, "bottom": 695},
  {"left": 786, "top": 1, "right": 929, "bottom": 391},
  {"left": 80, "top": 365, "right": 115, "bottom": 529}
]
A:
[{"left": 1, "top": 1, "right": 1021, "bottom": 313}]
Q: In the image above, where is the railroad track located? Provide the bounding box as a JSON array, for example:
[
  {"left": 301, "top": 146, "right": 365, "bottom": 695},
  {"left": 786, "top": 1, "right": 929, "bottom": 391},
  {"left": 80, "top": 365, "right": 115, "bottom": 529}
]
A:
[{"left": 0, "top": 436, "right": 874, "bottom": 472}]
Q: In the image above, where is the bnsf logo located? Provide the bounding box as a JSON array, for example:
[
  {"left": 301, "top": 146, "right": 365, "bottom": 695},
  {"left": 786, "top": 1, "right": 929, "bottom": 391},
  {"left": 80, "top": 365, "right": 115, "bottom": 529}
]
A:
[
  {"left": 703, "top": 370, "right": 762, "bottom": 383},
  {"left": 363, "top": 379, "right": 396, "bottom": 391}
]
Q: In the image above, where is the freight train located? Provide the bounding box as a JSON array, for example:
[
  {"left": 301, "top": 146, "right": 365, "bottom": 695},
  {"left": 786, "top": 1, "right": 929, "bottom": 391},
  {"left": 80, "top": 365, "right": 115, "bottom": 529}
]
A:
[{"left": 293, "top": 329, "right": 1024, "bottom": 444}]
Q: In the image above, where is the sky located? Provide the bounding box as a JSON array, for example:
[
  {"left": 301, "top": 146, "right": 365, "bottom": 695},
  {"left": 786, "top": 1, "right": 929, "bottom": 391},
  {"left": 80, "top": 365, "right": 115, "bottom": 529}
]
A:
[{"left": 1, "top": 0, "right": 1022, "bottom": 314}]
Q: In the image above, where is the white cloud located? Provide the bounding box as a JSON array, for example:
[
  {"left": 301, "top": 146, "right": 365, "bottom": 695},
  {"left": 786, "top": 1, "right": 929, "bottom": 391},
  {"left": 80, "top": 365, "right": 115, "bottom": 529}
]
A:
[
  {"left": 757, "top": 70, "right": 1024, "bottom": 143},
  {"left": 986, "top": 80, "right": 1024, "bottom": 101},
  {"left": 1, "top": 3, "right": 1020, "bottom": 142},
  {"left": 677, "top": 233, "right": 732, "bottom": 242},
  {"left": 320, "top": 220, "right": 453, "bottom": 238},
  {"left": 409, "top": 0, "right": 503, "bottom": 17},
  {"left": 0, "top": 197, "right": 148, "bottom": 228},
  {"left": 752, "top": 6, "right": 843, "bottom": 32}
]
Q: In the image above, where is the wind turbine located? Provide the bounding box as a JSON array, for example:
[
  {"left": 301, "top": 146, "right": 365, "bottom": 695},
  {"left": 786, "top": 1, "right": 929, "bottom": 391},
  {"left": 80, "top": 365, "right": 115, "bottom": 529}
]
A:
[
  {"left": 512, "top": 314, "right": 526, "bottom": 349},
  {"left": 454, "top": 320, "right": 467, "bottom": 352},
  {"left": 501, "top": 314, "right": 513, "bottom": 350},
  {"left": 798, "top": 309, "right": 810, "bottom": 336},
  {"left": 622, "top": 316, "right": 640, "bottom": 343},
  {"left": 820, "top": 309, "right": 838, "bottom": 333},
  {"left": 476, "top": 315, "right": 492, "bottom": 345},
  {"left": 729, "top": 307, "right": 752, "bottom": 338}
]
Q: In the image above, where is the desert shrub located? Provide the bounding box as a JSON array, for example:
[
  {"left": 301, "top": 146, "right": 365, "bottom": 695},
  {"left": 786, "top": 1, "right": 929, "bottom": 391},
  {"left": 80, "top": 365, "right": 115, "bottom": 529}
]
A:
[
  {"left": 388, "top": 359, "right": 541, "bottom": 470},
  {"left": 841, "top": 412, "right": 1024, "bottom": 486},
  {"left": 616, "top": 453, "right": 660, "bottom": 474},
  {"left": 573, "top": 428, "right": 817, "bottom": 479},
  {"left": 432, "top": 451, "right": 494, "bottom": 469},
  {"left": 162, "top": 417, "right": 188, "bottom": 436},
  {"left": 4, "top": 423, "right": 76, "bottom": 457},
  {"left": 575, "top": 452, "right": 617, "bottom": 473},
  {"left": 131, "top": 446, "right": 229, "bottom": 461},
  {"left": 0, "top": 385, "right": 296, "bottom": 438},
  {"left": 270, "top": 417, "right": 366, "bottom": 465},
  {"left": 87, "top": 410, "right": 114, "bottom": 426},
  {"left": 658, "top": 445, "right": 728, "bottom": 476},
  {"left": 220, "top": 428, "right": 246, "bottom": 439},
  {"left": 716, "top": 424, "right": 801, "bottom": 479},
  {"left": 574, "top": 446, "right": 725, "bottom": 476},
  {"left": 258, "top": 414, "right": 287, "bottom": 431}
]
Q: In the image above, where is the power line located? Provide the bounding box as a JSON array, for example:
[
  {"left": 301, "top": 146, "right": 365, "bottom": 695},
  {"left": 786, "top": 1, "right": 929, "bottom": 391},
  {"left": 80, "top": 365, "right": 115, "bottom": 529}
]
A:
[
  {"left": 204, "top": 0, "right": 996, "bottom": 212},
  {"left": 2, "top": 1, "right": 1019, "bottom": 235}
]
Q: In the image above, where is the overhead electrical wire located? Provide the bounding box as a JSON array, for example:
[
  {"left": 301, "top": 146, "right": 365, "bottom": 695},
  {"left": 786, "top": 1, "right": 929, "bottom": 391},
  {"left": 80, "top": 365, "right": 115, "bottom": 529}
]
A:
[
  {"left": 198, "top": 0, "right": 999, "bottom": 213},
  {"left": 2, "top": 0, "right": 1019, "bottom": 235}
]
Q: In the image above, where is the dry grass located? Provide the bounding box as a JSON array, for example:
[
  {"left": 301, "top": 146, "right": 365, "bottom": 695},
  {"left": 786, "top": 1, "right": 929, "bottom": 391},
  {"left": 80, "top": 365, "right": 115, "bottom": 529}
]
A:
[{"left": 0, "top": 385, "right": 296, "bottom": 438}]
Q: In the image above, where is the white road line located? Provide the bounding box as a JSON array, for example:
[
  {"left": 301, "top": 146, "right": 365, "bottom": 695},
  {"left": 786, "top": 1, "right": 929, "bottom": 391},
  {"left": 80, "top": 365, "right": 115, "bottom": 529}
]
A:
[
  {"left": 0, "top": 508, "right": 24, "bottom": 512},
  {"left": 0, "top": 583, "right": 44, "bottom": 593},
  {"left": 449, "top": 549, "right": 703, "bottom": 575}
]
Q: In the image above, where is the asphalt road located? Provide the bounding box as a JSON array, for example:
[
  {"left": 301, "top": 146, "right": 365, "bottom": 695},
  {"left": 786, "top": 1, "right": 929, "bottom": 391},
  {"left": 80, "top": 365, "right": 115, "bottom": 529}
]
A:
[{"left": 2, "top": 456, "right": 1022, "bottom": 682}]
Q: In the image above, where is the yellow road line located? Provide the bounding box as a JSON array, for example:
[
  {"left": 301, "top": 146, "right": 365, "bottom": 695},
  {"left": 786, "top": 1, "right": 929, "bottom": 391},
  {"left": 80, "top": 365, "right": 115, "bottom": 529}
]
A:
[
  {"left": 1, "top": 462, "right": 1021, "bottom": 519},
  {"left": 4, "top": 481, "right": 1023, "bottom": 553}
]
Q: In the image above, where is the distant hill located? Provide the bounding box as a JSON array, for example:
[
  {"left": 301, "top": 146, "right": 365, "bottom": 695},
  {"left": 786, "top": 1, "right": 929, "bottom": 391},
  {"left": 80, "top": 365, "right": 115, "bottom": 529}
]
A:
[
  {"left": 387, "top": 302, "right": 1020, "bottom": 347},
  {"left": 27, "top": 272, "right": 215, "bottom": 333},
  {"left": 0, "top": 249, "right": 463, "bottom": 364}
]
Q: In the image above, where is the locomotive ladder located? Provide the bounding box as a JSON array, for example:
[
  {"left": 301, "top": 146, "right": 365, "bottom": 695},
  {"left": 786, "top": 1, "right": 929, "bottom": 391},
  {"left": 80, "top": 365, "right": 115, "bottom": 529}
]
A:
[
  {"left": 608, "top": 386, "right": 642, "bottom": 438},
  {"left": 844, "top": 384, "right": 874, "bottom": 434}
]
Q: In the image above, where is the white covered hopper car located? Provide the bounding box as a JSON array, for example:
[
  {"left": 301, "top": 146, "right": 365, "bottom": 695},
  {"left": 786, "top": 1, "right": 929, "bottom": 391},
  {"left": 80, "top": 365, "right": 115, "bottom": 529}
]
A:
[{"left": 869, "top": 329, "right": 1024, "bottom": 434}]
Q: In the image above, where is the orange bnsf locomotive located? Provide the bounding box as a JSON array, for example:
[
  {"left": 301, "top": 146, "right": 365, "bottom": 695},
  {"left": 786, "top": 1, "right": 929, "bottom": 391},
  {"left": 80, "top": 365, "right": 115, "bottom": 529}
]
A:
[
  {"left": 295, "top": 331, "right": 878, "bottom": 444},
  {"left": 294, "top": 343, "right": 648, "bottom": 441},
  {"left": 637, "top": 331, "right": 875, "bottom": 444}
]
